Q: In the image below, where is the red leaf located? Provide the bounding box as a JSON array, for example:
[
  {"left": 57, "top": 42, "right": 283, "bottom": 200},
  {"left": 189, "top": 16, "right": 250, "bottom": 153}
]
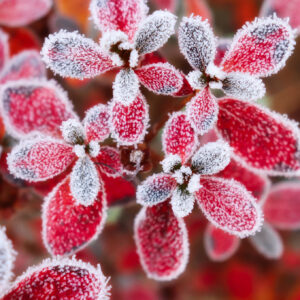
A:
[
  {"left": 42, "top": 176, "right": 107, "bottom": 256},
  {"left": 186, "top": 87, "right": 218, "bottom": 135},
  {"left": 151, "top": 0, "right": 176, "bottom": 12},
  {"left": 139, "top": 52, "right": 166, "bottom": 66},
  {"left": 217, "top": 158, "right": 270, "bottom": 202},
  {"left": 110, "top": 93, "right": 149, "bottom": 146},
  {"left": 2, "top": 257, "right": 110, "bottom": 299},
  {"left": 1, "top": 80, "right": 76, "bottom": 139},
  {"left": 264, "top": 181, "right": 300, "bottom": 230},
  {"left": 163, "top": 112, "right": 197, "bottom": 163},
  {"left": 8, "top": 138, "right": 75, "bottom": 182},
  {"left": 0, "top": 0, "right": 52, "bottom": 27},
  {"left": 134, "top": 202, "right": 189, "bottom": 281},
  {"left": 221, "top": 15, "right": 295, "bottom": 77},
  {"left": 89, "top": 0, "right": 148, "bottom": 42},
  {"left": 0, "top": 51, "right": 46, "bottom": 84},
  {"left": 135, "top": 63, "right": 183, "bottom": 96},
  {"left": 195, "top": 177, "right": 263, "bottom": 237},
  {"left": 217, "top": 98, "right": 300, "bottom": 176},
  {"left": 204, "top": 224, "right": 240, "bottom": 261},
  {"left": 185, "top": 0, "right": 213, "bottom": 25}
]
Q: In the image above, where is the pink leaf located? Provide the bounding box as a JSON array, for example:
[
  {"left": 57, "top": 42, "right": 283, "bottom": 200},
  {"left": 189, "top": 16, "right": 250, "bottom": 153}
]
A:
[
  {"left": 0, "top": 50, "right": 46, "bottom": 84},
  {"left": 0, "top": 29, "right": 8, "bottom": 73},
  {"left": 134, "top": 202, "right": 189, "bottom": 281},
  {"left": 195, "top": 177, "right": 263, "bottom": 237},
  {"left": 135, "top": 62, "right": 183, "bottom": 95},
  {"left": 2, "top": 257, "right": 110, "bottom": 299},
  {"left": 178, "top": 16, "right": 216, "bottom": 72},
  {"left": 163, "top": 112, "right": 197, "bottom": 163},
  {"left": 186, "top": 88, "right": 218, "bottom": 135},
  {"left": 137, "top": 173, "right": 177, "bottom": 206},
  {"left": 0, "top": 79, "right": 77, "bottom": 139},
  {"left": 42, "top": 176, "right": 107, "bottom": 256},
  {"left": 89, "top": 0, "right": 148, "bottom": 42},
  {"left": 221, "top": 15, "right": 295, "bottom": 77},
  {"left": 7, "top": 137, "right": 75, "bottom": 182},
  {"left": 139, "top": 52, "right": 167, "bottom": 66},
  {"left": 84, "top": 104, "right": 110, "bottom": 143},
  {"left": 204, "top": 224, "right": 240, "bottom": 261},
  {"left": 151, "top": 0, "right": 176, "bottom": 12},
  {"left": 260, "top": 0, "right": 300, "bottom": 33},
  {"left": 41, "top": 30, "right": 115, "bottom": 80},
  {"left": 264, "top": 181, "right": 300, "bottom": 229},
  {"left": 214, "top": 38, "right": 231, "bottom": 66},
  {"left": 217, "top": 98, "right": 300, "bottom": 176},
  {"left": 217, "top": 158, "right": 270, "bottom": 202},
  {"left": 93, "top": 146, "right": 123, "bottom": 177},
  {"left": 110, "top": 93, "right": 149, "bottom": 146},
  {"left": 0, "top": 0, "right": 52, "bottom": 27}
]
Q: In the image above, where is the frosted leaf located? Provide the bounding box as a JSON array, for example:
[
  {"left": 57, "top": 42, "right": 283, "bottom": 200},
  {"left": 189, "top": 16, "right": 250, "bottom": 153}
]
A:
[
  {"left": 178, "top": 16, "right": 216, "bottom": 72},
  {"left": 191, "top": 141, "right": 231, "bottom": 175},
  {"left": 41, "top": 30, "right": 115, "bottom": 79},
  {"left": 206, "top": 62, "right": 226, "bottom": 80},
  {"left": 61, "top": 119, "right": 85, "bottom": 145},
  {"left": 134, "top": 11, "right": 177, "bottom": 55},
  {"left": 136, "top": 173, "right": 176, "bottom": 206},
  {"left": 113, "top": 68, "right": 140, "bottom": 105},
  {"left": 8, "top": 137, "right": 75, "bottom": 182},
  {"left": 263, "top": 181, "right": 300, "bottom": 229},
  {"left": 186, "top": 70, "right": 206, "bottom": 90},
  {"left": 0, "top": 29, "right": 8, "bottom": 73},
  {"left": 93, "top": 146, "right": 123, "bottom": 177},
  {"left": 221, "top": 15, "right": 296, "bottom": 77},
  {"left": 214, "top": 38, "right": 232, "bottom": 66},
  {"left": 73, "top": 144, "right": 85, "bottom": 158},
  {"left": 70, "top": 156, "right": 100, "bottom": 206},
  {"left": 195, "top": 177, "right": 263, "bottom": 238},
  {"left": 204, "top": 224, "right": 240, "bottom": 261},
  {"left": 0, "top": 50, "right": 46, "bottom": 84},
  {"left": 0, "top": 79, "right": 77, "bottom": 139},
  {"left": 135, "top": 62, "right": 183, "bottom": 95},
  {"left": 161, "top": 154, "right": 182, "bottom": 173},
  {"left": 222, "top": 73, "right": 266, "bottom": 101},
  {"left": 217, "top": 98, "right": 300, "bottom": 176},
  {"left": 186, "top": 87, "right": 218, "bottom": 135},
  {"left": 110, "top": 93, "right": 149, "bottom": 146},
  {"left": 217, "top": 157, "right": 271, "bottom": 203},
  {"left": 249, "top": 222, "right": 283, "bottom": 259},
  {"left": 88, "top": 141, "right": 100, "bottom": 158},
  {"left": 162, "top": 112, "right": 198, "bottom": 163},
  {"left": 171, "top": 188, "right": 195, "bottom": 218},
  {"left": 89, "top": 0, "right": 148, "bottom": 42},
  {"left": 187, "top": 174, "right": 201, "bottom": 194},
  {"left": 0, "top": 0, "right": 52, "bottom": 27},
  {"left": 134, "top": 202, "right": 189, "bottom": 281},
  {"left": 260, "top": 0, "right": 300, "bottom": 34},
  {"left": 0, "top": 227, "right": 16, "bottom": 296},
  {"left": 173, "top": 165, "right": 192, "bottom": 185},
  {"left": 2, "top": 257, "right": 110, "bottom": 299},
  {"left": 42, "top": 176, "right": 107, "bottom": 256},
  {"left": 84, "top": 104, "right": 110, "bottom": 143}
]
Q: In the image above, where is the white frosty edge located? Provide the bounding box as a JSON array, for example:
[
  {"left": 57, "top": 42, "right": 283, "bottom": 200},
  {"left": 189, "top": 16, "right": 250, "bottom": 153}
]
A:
[
  {"left": 3, "top": 255, "right": 111, "bottom": 300},
  {"left": 133, "top": 206, "right": 190, "bottom": 281},
  {"left": 220, "top": 14, "right": 296, "bottom": 77},
  {"left": 41, "top": 175, "right": 108, "bottom": 257},
  {"left": 0, "top": 29, "right": 9, "bottom": 68},
  {"left": 0, "top": 78, "right": 78, "bottom": 140},
  {"left": 197, "top": 176, "right": 264, "bottom": 238}
]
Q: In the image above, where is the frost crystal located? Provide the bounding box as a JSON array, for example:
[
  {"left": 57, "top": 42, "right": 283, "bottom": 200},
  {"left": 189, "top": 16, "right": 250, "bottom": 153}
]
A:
[
  {"left": 88, "top": 141, "right": 100, "bottom": 158},
  {"left": 161, "top": 154, "right": 182, "bottom": 173},
  {"left": 70, "top": 156, "right": 100, "bottom": 206},
  {"left": 61, "top": 119, "right": 85, "bottom": 145},
  {"left": 2, "top": 257, "right": 111, "bottom": 299},
  {"left": 113, "top": 68, "right": 140, "bottom": 105},
  {"left": 187, "top": 174, "right": 201, "bottom": 194},
  {"left": 135, "top": 11, "right": 177, "bottom": 55},
  {"left": 249, "top": 222, "right": 283, "bottom": 259},
  {"left": 186, "top": 70, "right": 206, "bottom": 90},
  {"left": 191, "top": 141, "right": 231, "bottom": 175},
  {"left": 222, "top": 73, "right": 266, "bottom": 101},
  {"left": 171, "top": 188, "right": 195, "bottom": 218}
]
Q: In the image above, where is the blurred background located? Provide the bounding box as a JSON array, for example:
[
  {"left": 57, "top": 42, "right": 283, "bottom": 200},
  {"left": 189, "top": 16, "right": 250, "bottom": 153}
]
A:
[{"left": 1, "top": 0, "right": 300, "bottom": 299}]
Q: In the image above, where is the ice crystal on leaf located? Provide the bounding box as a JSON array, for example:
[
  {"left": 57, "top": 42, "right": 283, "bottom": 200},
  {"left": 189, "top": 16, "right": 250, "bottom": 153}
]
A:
[
  {"left": 0, "top": 0, "right": 52, "bottom": 27},
  {"left": 41, "top": 0, "right": 186, "bottom": 107},
  {"left": 2, "top": 257, "right": 110, "bottom": 299},
  {"left": 61, "top": 119, "right": 85, "bottom": 145},
  {"left": 134, "top": 202, "right": 189, "bottom": 281}
]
